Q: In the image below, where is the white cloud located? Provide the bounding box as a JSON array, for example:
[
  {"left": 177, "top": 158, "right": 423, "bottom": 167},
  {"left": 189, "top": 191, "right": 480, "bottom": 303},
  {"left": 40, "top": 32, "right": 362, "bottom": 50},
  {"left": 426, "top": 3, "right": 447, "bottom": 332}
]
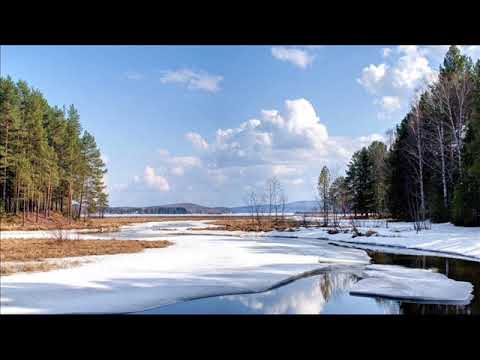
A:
[
  {"left": 377, "top": 96, "right": 401, "bottom": 112},
  {"left": 272, "top": 165, "right": 298, "bottom": 176},
  {"left": 358, "top": 45, "right": 445, "bottom": 119},
  {"left": 382, "top": 48, "right": 392, "bottom": 58},
  {"left": 171, "top": 167, "right": 185, "bottom": 176},
  {"left": 143, "top": 166, "right": 170, "bottom": 191},
  {"left": 271, "top": 47, "right": 314, "bottom": 69},
  {"left": 391, "top": 47, "right": 437, "bottom": 89},
  {"left": 160, "top": 69, "right": 223, "bottom": 92},
  {"left": 123, "top": 99, "right": 383, "bottom": 205},
  {"left": 357, "top": 64, "right": 388, "bottom": 94},
  {"left": 185, "top": 132, "right": 209, "bottom": 150},
  {"left": 289, "top": 178, "right": 304, "bottom": 186}
]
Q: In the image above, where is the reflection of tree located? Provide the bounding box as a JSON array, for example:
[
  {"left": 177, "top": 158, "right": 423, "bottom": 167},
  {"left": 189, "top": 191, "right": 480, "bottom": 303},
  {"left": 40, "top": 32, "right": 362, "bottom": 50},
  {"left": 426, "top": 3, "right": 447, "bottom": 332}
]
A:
[
  {"left": 318, "top": 272, "right": 358, "bottom": 303},
  {"left": 374, "top": 298, "right": 401, "bottom": 314}
]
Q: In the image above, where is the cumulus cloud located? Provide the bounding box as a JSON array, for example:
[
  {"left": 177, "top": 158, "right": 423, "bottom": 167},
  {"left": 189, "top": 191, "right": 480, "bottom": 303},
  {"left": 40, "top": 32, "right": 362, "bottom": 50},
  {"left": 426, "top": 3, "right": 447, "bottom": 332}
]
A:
[
  {"left": 382, "top": 48, "right": 392, "bottom": 58},
  {"left": 186, "top": 132, "right": 209, "bottom": 150},
  {"left": 143, "top": 166, "right": 170, "bottom": 191},
  {"left": 357, "top": 45, "right": 442, "bottom": 120},
  {"left": 122, "top": 99, "right": 384, "bottom": 205},
  {"left": 271, "top": 47, "right": 315, "bottom": 69},
  {"left": 357, "top": 64, "right": 388, "bottom": 94},
  {"left": 377, "top": 96, "right": 401, "bottom": 112},
  {"left": 391, "top": 46, "right": 437, "bottom": 89},
  {"left": 160, "top": 69, "right": 223, "bottom": 92}
]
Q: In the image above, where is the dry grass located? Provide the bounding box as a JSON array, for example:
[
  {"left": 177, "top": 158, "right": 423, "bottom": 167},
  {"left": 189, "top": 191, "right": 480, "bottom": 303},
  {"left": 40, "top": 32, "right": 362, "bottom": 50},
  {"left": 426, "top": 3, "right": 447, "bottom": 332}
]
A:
[
  {"left": 1, "top": 238, "right": 173, "bottom": 262},
  {"left": 206, "top": 218, "right": 301, "bottom": 232},
  {"left": 1, "top": 260, "right": 85, "bottom": 276},
  {"left": 0, "top": 239, "right": 173, "bottom": 275},
  {"left": 0, "top": 212, "right": 258, "bottom": 231},
  {"left": 0, "top": 238, "right": 173, "bottom": 275}
]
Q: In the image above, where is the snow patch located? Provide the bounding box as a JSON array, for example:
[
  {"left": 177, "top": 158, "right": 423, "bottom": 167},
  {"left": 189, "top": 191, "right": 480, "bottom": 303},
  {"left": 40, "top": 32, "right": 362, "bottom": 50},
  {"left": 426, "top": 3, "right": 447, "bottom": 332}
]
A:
[{"left": 350, "top": 264, "right": 473, "bottom": 304}]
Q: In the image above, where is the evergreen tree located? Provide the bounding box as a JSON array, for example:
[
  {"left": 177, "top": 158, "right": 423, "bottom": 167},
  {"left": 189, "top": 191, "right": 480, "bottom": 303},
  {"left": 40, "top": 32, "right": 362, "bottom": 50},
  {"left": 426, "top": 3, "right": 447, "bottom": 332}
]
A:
[
  {"left": 317, "top": 166, "right": 331, "bottom": 226},
  {"left": 0, "top": 77, "right": 108, "bottom": 223},
  {"left": 452, "top": 60, "right": 480, "bottom": 226},
  {"left": 346, "top": 148, "right": 375, "bottom": 217},
  {"left": 0, "top": 77, "right": 20, "bottom": 213},
  {"left": 367, "top": 141, "right": 387, "bottom": 216}
]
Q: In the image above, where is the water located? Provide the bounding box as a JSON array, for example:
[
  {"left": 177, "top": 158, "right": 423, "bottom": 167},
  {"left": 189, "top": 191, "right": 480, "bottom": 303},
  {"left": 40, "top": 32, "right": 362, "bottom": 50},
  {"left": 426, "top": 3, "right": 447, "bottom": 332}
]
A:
[{"left": 138, "top": 251, "right": 480, "bottom": 315}]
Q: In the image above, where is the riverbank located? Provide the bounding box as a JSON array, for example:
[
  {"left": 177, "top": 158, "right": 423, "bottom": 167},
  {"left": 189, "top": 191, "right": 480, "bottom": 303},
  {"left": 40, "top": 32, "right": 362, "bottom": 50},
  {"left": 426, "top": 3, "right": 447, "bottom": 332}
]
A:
[
  {"left": 0, "top": 238, "right": 173, "bottom": 275},
  {"left": 0, "top": 212, "right": 274, "bottom": 232},
  {"left": 0, "top": 220, "right": 371, "bottom": 314},
  {"left": 1, "top": 219, "right": 477, "bottom": 314},
  {"left": 268, "top": 221, "right": 480, "bottom": 262}
]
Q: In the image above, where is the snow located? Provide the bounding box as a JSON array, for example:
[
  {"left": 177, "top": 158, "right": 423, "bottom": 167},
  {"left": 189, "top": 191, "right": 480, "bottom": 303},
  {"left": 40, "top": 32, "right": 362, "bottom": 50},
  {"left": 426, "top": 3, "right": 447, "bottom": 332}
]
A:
[
  {"left": 1, "top": 219, "right": 477, "bottom": 314},
  {"left": 268, "top": 222, "right": 480, "bottom": 262},
  {"left": 350, "top": 264, "right": 473, "bottom": 304},
  {"left": 0, "top": 221, "right": 370, "bottom": 314}
]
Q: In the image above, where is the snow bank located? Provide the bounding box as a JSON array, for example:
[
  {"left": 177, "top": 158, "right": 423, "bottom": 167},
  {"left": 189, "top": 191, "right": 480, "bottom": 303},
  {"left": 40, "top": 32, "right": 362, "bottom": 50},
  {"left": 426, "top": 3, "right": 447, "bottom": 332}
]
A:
[
  {"left": 350, "top": 264, "right": 473, "bottom": 304},
  {"left": 0, "top": 221, "right": 370, "bottom": 314},
  {"left": 268, "top": 222, "right": 480, "bottom": 262}
]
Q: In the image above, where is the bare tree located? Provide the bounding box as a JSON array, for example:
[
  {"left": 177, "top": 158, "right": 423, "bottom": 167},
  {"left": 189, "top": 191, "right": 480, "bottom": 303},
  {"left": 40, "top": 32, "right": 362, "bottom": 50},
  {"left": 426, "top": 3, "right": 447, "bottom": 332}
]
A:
[
  {"left": 429, "top": 72, "right": 474, "bottom": 177},
  {"left": 279, "top": 186, "right": 287, "bottom": 222},
  {"left": 423, "top": 90, "right": 453, "bottom": 210},
  {"left": 244, "top": 190, "right": 262, "bottom": 227},
  {"left": 405, "top": 95, "right": 427, "bottom": 222},
  {"left": 265, "top": 176, "right": 281, "bottom": 221}
]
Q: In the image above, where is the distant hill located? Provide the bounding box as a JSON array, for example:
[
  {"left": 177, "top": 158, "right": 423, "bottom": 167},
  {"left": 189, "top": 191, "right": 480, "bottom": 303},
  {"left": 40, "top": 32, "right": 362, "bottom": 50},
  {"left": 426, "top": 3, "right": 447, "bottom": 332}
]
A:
[
  {"left": 106, "top": 201, "right": 318, "bottom": 215},
  {"left": 106, "top": 203, "right": 230, "bottom": 215},
  {"left": 229, "top": 200, "right": 318, "bottom": 214}
]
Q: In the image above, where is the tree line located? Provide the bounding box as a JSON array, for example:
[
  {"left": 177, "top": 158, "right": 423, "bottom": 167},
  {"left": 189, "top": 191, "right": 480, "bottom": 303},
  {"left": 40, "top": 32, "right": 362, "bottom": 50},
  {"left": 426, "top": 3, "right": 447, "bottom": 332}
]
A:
[
  {"left": 0, "top": 77, "right": 109, "bottom": 224},
  {"left": 317, "top": 46, "right": 480, "bottom": 227}
]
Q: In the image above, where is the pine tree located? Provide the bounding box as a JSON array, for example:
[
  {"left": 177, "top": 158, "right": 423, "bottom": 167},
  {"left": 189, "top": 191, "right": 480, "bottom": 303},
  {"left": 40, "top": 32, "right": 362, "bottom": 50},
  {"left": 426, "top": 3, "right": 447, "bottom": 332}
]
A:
[
  {"left": 317, "top": 166, "right": 331, "bottom": 226},
  {"left": 346, "top": 148, "right": 375, "bottom": 217},
  {"left": 0, "top": 77, "right": 109, "bottom": 223},
  {"left": 0, "top": 77, "right": 20, "bottom": 213},
  {"left": 452, "top": 60, "right": 480, "bottom": 226},
  {"left": 367, "top": 141, "right": 387, "bottom": 216}
]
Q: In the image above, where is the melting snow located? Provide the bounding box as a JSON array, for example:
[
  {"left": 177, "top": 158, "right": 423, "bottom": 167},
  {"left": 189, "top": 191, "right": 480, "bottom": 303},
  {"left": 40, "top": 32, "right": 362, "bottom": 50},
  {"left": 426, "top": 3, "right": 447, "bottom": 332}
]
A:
[{"left": 350, "top": 264, "right": 473, "bottom": 304}]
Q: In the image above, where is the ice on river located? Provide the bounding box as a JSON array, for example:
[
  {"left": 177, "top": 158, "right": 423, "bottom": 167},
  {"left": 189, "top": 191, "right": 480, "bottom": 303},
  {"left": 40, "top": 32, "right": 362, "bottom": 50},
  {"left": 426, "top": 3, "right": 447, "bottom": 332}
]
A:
[
  {"left": 0, "top": 221, "right": 370, "bottom": 314},
  {"left": 1, "top": 220, "right": 476, "bottom": 313},
  {"left": 350, "top": 264, "right": 474, "bottom": 304}
]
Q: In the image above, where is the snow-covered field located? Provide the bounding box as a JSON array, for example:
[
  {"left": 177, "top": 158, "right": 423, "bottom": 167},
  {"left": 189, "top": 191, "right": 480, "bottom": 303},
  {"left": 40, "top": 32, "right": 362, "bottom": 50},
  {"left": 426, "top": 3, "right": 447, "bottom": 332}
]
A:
[
  {"left": 0, "top": 220, "right": 477, "bottom": 314},
  {"left": 269, "top": 221, "right": 480, "bottom": 262}
]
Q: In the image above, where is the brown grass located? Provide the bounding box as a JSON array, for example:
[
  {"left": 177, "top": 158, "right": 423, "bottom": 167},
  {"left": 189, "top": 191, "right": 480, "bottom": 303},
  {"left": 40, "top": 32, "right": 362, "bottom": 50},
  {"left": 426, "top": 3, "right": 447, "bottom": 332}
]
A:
[
  {"left": 206, "top": 218, "right": 301, "bottom": 232},
  {"left": 0, "top": 238, "right": 173, "bottom": 275},
  {"left": 1, "top": 238, "right": 173, "bottom": 262},
  {"left": 0, "top": 212, "right": 258, "bottom": 231},
  {"left": 0, "top": 260, "right": 85, "bottom": 276}
]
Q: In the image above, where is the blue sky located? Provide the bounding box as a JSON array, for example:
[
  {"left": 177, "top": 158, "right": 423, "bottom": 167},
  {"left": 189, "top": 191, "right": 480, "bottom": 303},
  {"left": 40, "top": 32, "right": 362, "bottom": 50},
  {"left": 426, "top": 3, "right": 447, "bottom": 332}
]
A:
[{"left": 2, "top": 45, "right": 479, "bottom": 207}]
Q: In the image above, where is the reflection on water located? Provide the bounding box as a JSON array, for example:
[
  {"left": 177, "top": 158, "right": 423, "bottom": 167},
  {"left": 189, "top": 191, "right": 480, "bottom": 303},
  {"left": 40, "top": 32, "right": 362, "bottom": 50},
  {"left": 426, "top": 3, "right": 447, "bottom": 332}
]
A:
[
  {"left": 138, "top": 271, "right": 399, "bottom": 314},
  {"left": 138, "top": 251, "right": 479, "bottom": 315},
  {"left": 368, "top": 252, "right": 480, "bottom": 315}
]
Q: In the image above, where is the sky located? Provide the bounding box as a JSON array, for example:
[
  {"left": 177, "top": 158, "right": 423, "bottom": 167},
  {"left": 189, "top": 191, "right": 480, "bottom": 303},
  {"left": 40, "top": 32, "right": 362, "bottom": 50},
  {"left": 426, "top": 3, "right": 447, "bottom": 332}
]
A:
[{"left": 2, "top": 45, "right": 479, "bottom": 207}]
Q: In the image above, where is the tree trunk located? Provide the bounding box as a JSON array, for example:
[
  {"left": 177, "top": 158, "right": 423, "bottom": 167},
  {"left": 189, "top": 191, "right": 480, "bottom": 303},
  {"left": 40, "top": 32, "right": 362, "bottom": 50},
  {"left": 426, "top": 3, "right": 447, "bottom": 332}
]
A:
[
  {"left": 78, "top": 180, "right": 85, "bottom": 220},
  {"left": 35, "top": 192, "right": 40, "bottom": 223},
  {"left": 2, "top": 123, "right": 8, "bottom": 211},
  {"left": 22, "top": 189, "right": 26, "bottom": 226}
]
